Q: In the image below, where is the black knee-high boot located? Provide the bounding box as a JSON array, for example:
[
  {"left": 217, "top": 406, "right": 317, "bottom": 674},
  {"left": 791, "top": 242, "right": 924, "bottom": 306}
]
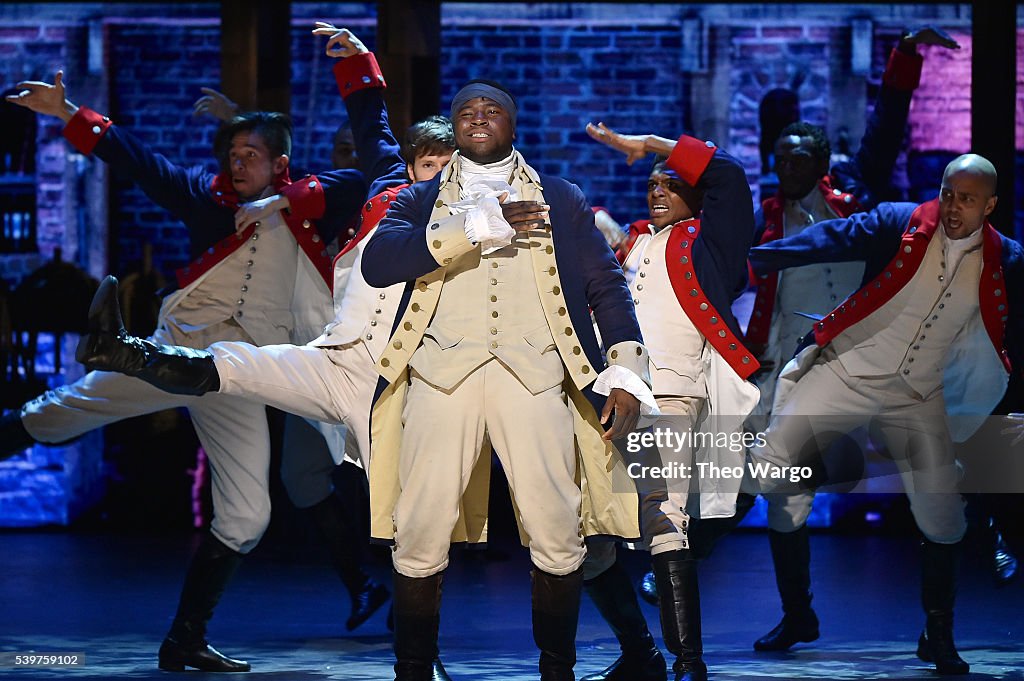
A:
[
  {"left": 753, "top": 526, "right": 819, "bottom": 651},
  {"left": 533, "top": 567, "right": 584, "bottom": 681},
  {"left": 651, "top": 551, "right": 705, "bottom": 681},
  {"left": 392, "top": 571, "right": 450, "bottom": 681},
  {"left": 581, "top": 560, "right": 666, "bottom": 681},
  {"left": 916, "top": 539, "right": 969, "bottom": 675},
  {"left": 76, "top": 276, "right": 220, "bottom": 395},
  {"left": 158, "top": 532, "right": 250, "bottom": 672},
  {"left": 305, "top": 494, "right": 389, "bottom": 630}
]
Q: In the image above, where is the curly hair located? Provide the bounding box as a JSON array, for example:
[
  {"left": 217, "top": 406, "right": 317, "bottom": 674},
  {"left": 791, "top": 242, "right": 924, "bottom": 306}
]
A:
[{"left": 778, "top": 121, "right": 830, "bottom": 164}]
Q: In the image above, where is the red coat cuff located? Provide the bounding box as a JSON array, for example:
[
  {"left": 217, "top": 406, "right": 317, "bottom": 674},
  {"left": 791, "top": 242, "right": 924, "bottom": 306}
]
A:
[
  {"left": 333, "top": 52, "right": 386, "bottom": 99},
  {"left": 882, "top": 47, "right": 922, "bottom": 91},
  {"left": 282, "top": 176, "right": 326, "bottom": 220},
  {"left": 63, "top": 105, "right": 112, "bottom": 155},
  {"left": 666, "top": 134, "right": 716, "bottom": 187}
]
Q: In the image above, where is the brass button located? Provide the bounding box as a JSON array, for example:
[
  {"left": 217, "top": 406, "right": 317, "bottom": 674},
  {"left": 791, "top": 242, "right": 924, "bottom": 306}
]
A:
[
  {"left": 302, "top": 220, "right": 311, "bottom": 229},
  {"left": 393, "top": 340, "right": 403, "bottom": 350},
  {"left": 381, "top": 358, "right": 390, "bottom": 367},
  {"left": 572, "top": 346, "right": 582, "bottom": 355},
  {"left": 545, "top": 246, "right": 553, "bottom": 254},
  {"left": 581, "top": 366, "right": 590, "bottom": 374},
  {"left": 433, "top": 240, "right": 442, "bottom": 248},
  {"left": 491, "top": 261, "right": 499, "bottom": 268},
  {"left": 564, "top": 327, "right": 573, "bottom": 336},
  {"left": 412, "top": 303, "right": 420, "bottom": 312},
  {"left": 417, "top": 283, "right": 427, "bottom": 292},
  {"left": 404, "top": 322, "right": 413, "bottom": 331},
  {"left": 435, "top": 199, "right": 444, "bottom": 208},
  {"left": 370, "top": 320, "right": 377, "bottom": 326},
  {"left": 636, "top": 347, "right": 642, "bottom": 356},
  {"left": 491, "top": 341, "right": 498, "bottom": 349},
  {"left": 610, "top": 350, "right": 618, "bottom": 359},
  {"left": 553, "top": 286, "right": 561, "bottom": 295},
  {"left": 490, "top": 296, "right": 498, "bottom": 303},
  {"left": 548, "top": 267, "right": 557, "bottom": 275},
  {"left": 443, "top": 258, "right": 452, "bottom": 265},
  {"left": 491, "top": 311, "right": 499, "bottom": 318},
  {"left": 491, "top": 328, "right": 498, "bottom": 335}
]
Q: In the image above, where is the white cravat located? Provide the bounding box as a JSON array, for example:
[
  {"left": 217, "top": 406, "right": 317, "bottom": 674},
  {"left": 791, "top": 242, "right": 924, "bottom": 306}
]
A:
[{"left": 451, "top": 151, "right": 521, "bottom": 253}]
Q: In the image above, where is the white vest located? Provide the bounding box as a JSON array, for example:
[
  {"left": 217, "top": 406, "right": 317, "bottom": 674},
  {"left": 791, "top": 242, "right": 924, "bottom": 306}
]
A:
[
  {"left": 411, "top": 226, "right": 562, "bottom": 394},
  {"left": 624, "top": 227, "right": 705, "bottom": 397},
  {"left": 770, "top": 191, "right": 863, "bottom": 366},
  {"left": 831, "top": 231, "right": 982, "bottom": 397},
  {"left": 309, "top": 225, "right": 404, "bottom": 361},
  {"left": 167, "top": 211, "right": 298, "bottom": 345}
]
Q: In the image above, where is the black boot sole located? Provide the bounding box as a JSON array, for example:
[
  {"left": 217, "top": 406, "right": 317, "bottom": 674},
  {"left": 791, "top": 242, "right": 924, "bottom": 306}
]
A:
[
  {"left": 157, "top": 645, "right": 251, "bottom": 672},
  {"left": 916, "top": 633, "right": 970, "bottom": 675}
]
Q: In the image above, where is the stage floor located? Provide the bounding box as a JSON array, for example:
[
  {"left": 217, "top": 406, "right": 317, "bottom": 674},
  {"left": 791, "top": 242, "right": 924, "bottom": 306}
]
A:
[{"left": 0, "top": 530, "right": 1020, "bottom": 680}]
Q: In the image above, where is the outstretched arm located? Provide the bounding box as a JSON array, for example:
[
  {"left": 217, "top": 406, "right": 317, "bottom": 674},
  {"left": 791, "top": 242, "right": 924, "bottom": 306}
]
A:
[
  {"left": 9, "top": 70, "right": 206, "bottom": 219},
  {"left": 834, "top": 26, "right": 959, "bottom": 206},
  {"left": 313, "top": 23, "right": 407, "bottom": 194},
  {"left": 748, "top": 202, "right": 914, "bottom": 275},
  {"left": 585, "top": 122, "right": 677, "bottom": 165}
]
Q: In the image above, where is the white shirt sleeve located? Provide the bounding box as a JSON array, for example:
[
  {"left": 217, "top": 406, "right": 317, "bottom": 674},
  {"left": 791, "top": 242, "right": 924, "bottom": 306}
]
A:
[{"left": 592, "top": 364, "right": 661, "bottom": 428}]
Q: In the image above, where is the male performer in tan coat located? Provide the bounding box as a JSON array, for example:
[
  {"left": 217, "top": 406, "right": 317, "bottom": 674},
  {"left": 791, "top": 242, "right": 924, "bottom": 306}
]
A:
[{"left": 361, "top": 80, "right": 656, "bottom": 681}]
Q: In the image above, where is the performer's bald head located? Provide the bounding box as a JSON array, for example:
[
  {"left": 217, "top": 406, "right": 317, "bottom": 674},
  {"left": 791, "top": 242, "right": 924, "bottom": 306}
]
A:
[
  {"left": 942, "top": 154, "right": 998, "bottom": 195},
  {"left": 938, "top": 153, "right": 998, "bottom": 239}
]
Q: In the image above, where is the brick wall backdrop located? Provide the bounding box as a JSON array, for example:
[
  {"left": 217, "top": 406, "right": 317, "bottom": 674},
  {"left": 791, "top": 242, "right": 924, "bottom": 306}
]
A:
[
  {"left": 0, "top": 23, "right": 75, "bottom": 280},
  {"left": 107, "top": 19, "right": 221, "bottom": 278},
  {"left": 439, "top": 19, "right": 686, "bottom": 224},
  {"left": 2, "top": 2, "right": 1022, "bottom": 526}
]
